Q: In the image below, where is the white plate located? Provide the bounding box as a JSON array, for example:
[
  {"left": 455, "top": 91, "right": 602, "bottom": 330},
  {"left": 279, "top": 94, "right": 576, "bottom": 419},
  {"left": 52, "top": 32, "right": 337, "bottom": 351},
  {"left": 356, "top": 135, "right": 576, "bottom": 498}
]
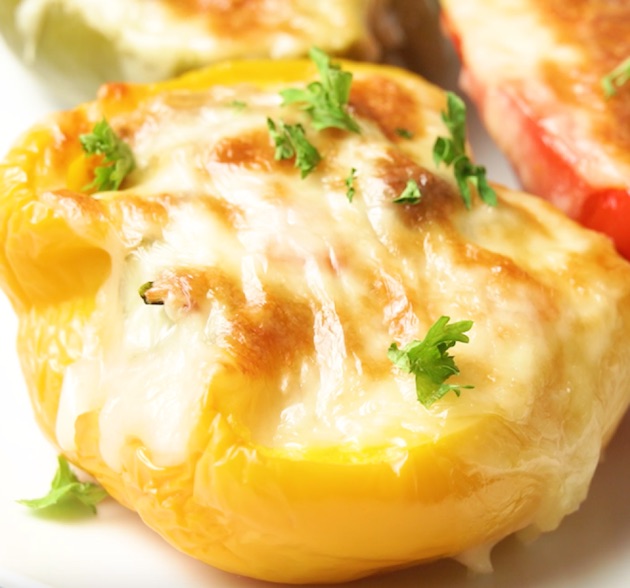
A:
[{"left": 1, "top": 34, "right": 630, "bottom": 588}]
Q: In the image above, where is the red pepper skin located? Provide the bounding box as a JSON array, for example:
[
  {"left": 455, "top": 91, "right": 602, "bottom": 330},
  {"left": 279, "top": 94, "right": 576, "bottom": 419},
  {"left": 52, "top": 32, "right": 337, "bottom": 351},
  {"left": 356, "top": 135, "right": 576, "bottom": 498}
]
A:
[
  {"left": 441, "top": 11, "right": 630, "bottom": 261},
  {"left": 580, "top": 189, "right": 630, "bottom": 260}
]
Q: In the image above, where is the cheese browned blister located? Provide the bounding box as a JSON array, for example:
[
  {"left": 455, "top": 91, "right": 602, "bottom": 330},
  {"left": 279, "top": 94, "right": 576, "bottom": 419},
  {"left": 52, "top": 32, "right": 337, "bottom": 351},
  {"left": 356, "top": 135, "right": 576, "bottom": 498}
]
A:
[{"left": 1, "top": 57, "right": 630, "bottom": 583}]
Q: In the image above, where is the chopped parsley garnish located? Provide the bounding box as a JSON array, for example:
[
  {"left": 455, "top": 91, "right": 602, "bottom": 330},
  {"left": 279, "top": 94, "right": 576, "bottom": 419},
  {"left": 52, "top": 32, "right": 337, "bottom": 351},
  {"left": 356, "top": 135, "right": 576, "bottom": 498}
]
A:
[
  {"left": 395, "top": 127, "right": 414, "bottom": 139},
  {"left": 345, "top": 167, "right": 357, "bottom": 202},
  {"left": 280, "top": 47, "right": 360, "bottom": 134},
  {"left": 433, "top": 92, "right": 497, "bottom": 208},
  {"left": 388, "top": 316, "right": 474, "bottom": 407},
  {"left": 267, "top": 118, "right": 322, "bottom": 178},
  {"left": 393, "top": 178, "right": 422, "bottom": 204},
  {"left": 601, "top": 56, "right": 630, "bottom": 98},
  {"left": 79, "top": 118, "right": 135, "bottom": 192},
  {"left": 18, "top": 456, "right": 107, "bottom": 515},
  {"left": 138, "top": 281, "right": 164, "bottom": 305},
  {"left": 230, "top": 99, "right": 248, "bottom": 110}
]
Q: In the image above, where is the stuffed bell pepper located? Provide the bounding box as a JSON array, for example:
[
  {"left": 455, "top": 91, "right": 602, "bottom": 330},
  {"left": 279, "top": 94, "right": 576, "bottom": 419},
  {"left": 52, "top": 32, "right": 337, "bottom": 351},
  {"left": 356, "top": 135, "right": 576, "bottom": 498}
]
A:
[
  {"left": 440, "top": 0, "right": 630, "bottom": 260},
  {"left": 2, "top": 52, "right": 630, "bottom": 583}
]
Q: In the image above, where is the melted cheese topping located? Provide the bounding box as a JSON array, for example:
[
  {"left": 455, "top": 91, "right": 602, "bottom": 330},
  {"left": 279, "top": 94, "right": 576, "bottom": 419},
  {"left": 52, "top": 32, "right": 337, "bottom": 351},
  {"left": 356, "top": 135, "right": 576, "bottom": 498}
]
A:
[
  {"left": 15, "top": 0, "right": 384, "bottom": 81},
  {"left": 441, "top": 0, "right": 630, "bottom": 188},
  {"left": 38, "top": 69, "right": 626, "bottom": 544},
  {"left": 57, "top": 80, "right": 465, "bottom": 467},
  {"left": 5, "top": 60, "right": 630, "bottom": 582}
]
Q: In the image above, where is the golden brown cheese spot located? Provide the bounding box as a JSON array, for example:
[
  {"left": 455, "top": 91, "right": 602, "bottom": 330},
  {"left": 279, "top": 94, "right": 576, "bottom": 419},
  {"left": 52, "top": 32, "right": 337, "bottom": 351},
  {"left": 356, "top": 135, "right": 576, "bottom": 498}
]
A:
[
  {"left": 196, "top": 194, "right": 248, "bottom": 236},
  {"left": 145, "top": 266, "right": 314, "bottom": 376},
  {"left": 163, "top": 0, "right": 293, "bottom": 37},
  {"left": 350, "top": 76, "right": 421, "bottom": 141},
  {"left": 532, "top": 0, "right": 630, "bottom": 153},
  {"left": 170, "top": 0, "right": 262, "bottom": 13},
  {"left": 100, "top": 194, "right": 169, "bottom": 247},
  {"left": 229, "top": 293, "right": 315, "bottom": 377},
  {"left": 209, "top": 130, "right": 279, "bottom": 172},
  {"left": 375, "top": 148, "right": 435, "bottom": 196},
  {"left": 535, "top": 0, "right": 630, "bottom": 63},
  {"left": 201, "top": 130, "right": 299, "bottom": 186},
  {"left": 374, "top": 147, "right": 457, "bottom": 221}
]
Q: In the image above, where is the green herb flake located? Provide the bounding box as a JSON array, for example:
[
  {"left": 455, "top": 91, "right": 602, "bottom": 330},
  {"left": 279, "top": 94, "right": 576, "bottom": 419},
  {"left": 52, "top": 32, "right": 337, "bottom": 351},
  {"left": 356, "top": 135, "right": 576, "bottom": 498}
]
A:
[
  {"left": 393, "top": 178, "right": 422, "bottom": 205},
  {"left": 433, "top": 92, "right": 497, "bottom": 208},
  {"left": 388, "top": 316, "right": 474, "bottom": 408},
  {"left": 395, "top": 127, "right": 414, "bottom": 139},
  {"left": 601, "top": 56, "right": 630, "bottom": 98},
  {"left": 267, "top": 118, "right": 322, "bottom": 178},
  {"left": 280, "top": 47, "right": 360, "bottom": 134},
  {"left": 345, "top": 167, "right": 357, "bottom": 202},
  {"left": 18, "top": 456, "right": 107, "bottom": 515},
  {"left": 79, "top": 118, "right": 135, "bottom": 192}
]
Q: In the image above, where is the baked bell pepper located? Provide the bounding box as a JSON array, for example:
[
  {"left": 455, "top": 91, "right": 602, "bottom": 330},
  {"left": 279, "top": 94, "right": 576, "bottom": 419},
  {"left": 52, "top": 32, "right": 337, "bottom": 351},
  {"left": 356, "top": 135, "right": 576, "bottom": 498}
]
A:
[
  {"left": 440, "top": 0, "right": 630, "bottom": 260},
  {"left": 2, "top": 56, "right": 630, "bottom": 584}
]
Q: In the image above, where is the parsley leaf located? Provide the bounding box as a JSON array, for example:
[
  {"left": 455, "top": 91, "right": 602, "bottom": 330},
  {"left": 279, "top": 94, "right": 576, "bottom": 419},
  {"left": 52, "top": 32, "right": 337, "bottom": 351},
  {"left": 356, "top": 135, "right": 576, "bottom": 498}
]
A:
[
  {"left": 393, "top": 178, "right": 422, "bottom": 204},
  {"left": 280, "top": 47, "right": 360, "bottom": 134},
  {"left": 18, "top": 456, "right": 107, "bottom": 515},
  {"left": 267, "top": 118, "right": 295, "bottom": 160},
  {"left": 267, "top": 118, "right": 322, "bottom": 178},
  {"left": 80, "top": 118, "right": 135, "bottom": 192},
  {"left": 433, "top": 92, "right": 497, "bottom": 208},
  {"left": 345, "top": 167, "right": 357, "bottom": 202},
  {"left": 388, "top": 316, "right": 474, "bottom": 407},
  {"left": 601, "top": 56, "right": 630, "bottom": 98}
]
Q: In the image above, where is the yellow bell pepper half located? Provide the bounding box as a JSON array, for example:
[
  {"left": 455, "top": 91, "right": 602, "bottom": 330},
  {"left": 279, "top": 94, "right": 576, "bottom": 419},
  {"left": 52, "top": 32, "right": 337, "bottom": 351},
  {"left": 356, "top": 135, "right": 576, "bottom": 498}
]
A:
[{"left": 2, "top": 58, "right": 630, "bottom": 584}]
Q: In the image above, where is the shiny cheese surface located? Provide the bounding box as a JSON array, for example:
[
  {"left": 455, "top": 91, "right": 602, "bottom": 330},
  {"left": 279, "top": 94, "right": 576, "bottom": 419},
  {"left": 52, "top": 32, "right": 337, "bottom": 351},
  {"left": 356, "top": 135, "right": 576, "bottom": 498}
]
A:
[{"left": 2, "top": 59, "right": 630, "bottom": 583}]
